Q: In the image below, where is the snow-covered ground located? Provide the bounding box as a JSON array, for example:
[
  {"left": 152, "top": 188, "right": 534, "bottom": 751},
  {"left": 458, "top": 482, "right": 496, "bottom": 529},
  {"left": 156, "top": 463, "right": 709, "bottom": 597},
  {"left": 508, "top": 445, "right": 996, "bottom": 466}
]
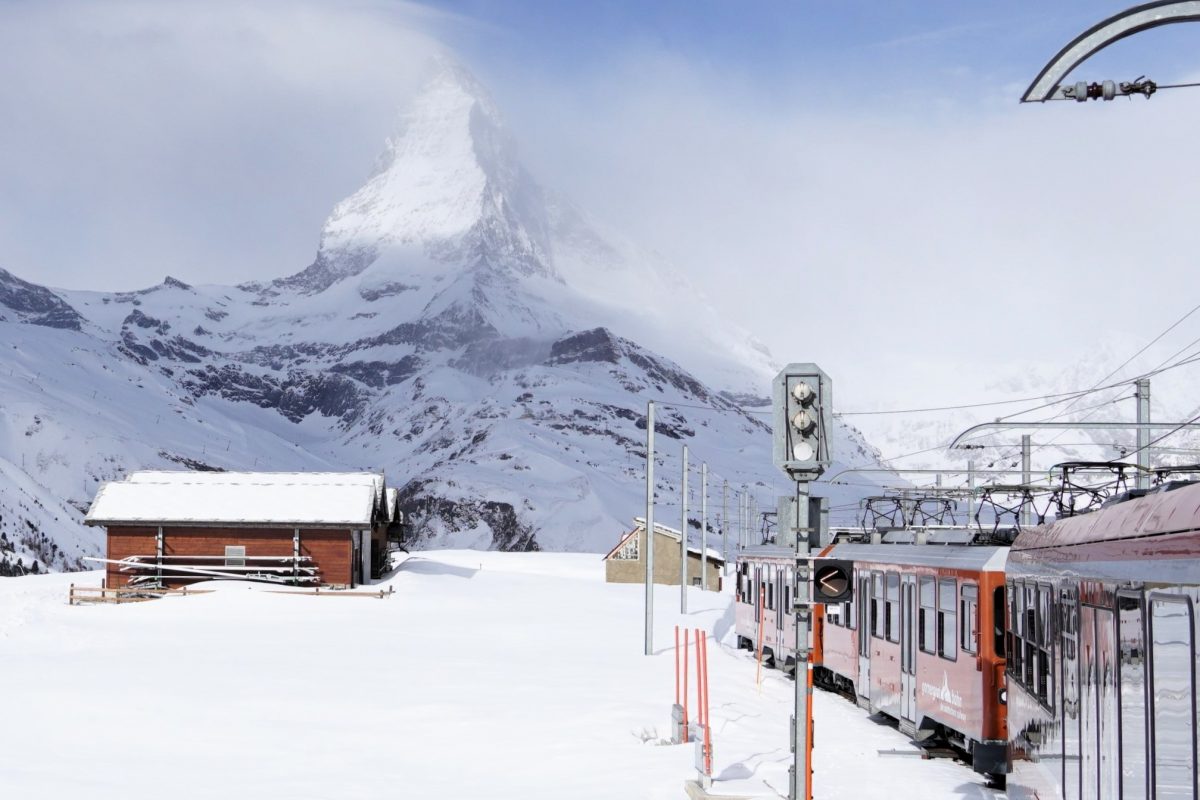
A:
[{"left": 0, "top": 551, "right": 1000, "bottom": 798}]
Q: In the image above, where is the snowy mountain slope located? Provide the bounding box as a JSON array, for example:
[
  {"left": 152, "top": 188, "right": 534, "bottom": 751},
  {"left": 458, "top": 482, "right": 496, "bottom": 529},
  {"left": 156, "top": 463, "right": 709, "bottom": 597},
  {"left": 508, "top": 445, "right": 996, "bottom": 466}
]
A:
[
  {"left": 0, "top": 57, "right": 888, "bottom": 572},
  {"left": 849, "top": 335, "right": 1200, "bottom": 494}
]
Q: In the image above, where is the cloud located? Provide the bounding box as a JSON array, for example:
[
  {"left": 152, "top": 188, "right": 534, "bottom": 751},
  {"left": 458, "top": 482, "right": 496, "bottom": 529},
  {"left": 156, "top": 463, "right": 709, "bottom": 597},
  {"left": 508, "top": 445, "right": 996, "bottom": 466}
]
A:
[
  {"left": 0, "top": 0, "right": 450, "bottom": 291},
  {"left": 490, "top": 45, "right": 1200, "bottom": 405}
]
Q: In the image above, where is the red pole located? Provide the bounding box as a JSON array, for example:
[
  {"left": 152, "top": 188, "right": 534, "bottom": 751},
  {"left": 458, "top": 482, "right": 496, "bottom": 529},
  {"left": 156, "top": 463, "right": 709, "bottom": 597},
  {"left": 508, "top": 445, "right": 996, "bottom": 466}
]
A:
[
  {"left": 683, "top": 628, "right": 690, "bottom": 743},
  {"left": 804, "top": 659, "right": 814, "bottom": 799},
  {"left": 696, "top": 623, "right": 700, "bottom": 734}
]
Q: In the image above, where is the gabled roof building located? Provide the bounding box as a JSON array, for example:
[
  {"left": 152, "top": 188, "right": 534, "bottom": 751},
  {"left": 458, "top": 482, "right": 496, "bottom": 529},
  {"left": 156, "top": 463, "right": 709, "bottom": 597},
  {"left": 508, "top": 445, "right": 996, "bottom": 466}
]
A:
[{"left": 85, "top": 471, "right": 398, "bottom": 589}]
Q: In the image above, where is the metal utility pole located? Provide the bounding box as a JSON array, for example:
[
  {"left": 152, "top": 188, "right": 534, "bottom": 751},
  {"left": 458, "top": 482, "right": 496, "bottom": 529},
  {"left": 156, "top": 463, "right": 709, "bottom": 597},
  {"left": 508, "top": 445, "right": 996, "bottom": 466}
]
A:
[
  {"left": 1136, "top": 378, "right": 1151, "bottom": 489},
  {"left": 722, "top": 479, "right": 729, "bottom": 571},
  {"left": 792, "top": 482, "right": 812, "bottom": 800},
  {"left": 967, "top": 459, "right": 976, "bottom": 522},
  {"left": 644, "top": 401, "right": 655, "bottom": 656},
  {"left": 1020, "top": 435, "right": 1032, "bottom": 527},
  {"left": 738, "top": 490, "right": 746, "bottom": 550},
  {"left": 701, "top": 463, "right": 709, "bottom": 591},
  {"left": 680, "top": 444, "right": 689, "bottom": 613}
]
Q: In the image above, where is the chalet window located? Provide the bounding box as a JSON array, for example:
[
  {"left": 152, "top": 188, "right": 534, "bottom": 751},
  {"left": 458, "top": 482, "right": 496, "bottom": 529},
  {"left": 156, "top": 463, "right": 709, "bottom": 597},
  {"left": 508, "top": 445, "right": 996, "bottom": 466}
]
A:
[
  {"left": 225, "top": 545, "right": 246, "bottom": 568},
  {"left": 692, "top": 577, "right": 702, "bottom": 587},
  {"left": 885, "top": 572, "right": 900, "bottom": 643},
  {"left": 613, "top": 534, "right": 640, "bottom": 561},
  {"left": 919, "top": 576, "right": 936, "bottom": 654},
  {"left": 961, "top": 584, "right": 979, "bottom": 654},
  {"left": 938, "top": 578, "right": 957, "bottom": 660}
]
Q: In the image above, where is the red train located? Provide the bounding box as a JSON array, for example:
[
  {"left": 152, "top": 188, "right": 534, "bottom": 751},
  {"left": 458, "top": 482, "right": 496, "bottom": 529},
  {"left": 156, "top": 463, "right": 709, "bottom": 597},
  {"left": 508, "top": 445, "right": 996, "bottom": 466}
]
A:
[
  {"left": 1004, "top": 479, "right": 1200, "bottom": 799},
  {"left": 735, "top": 478, "right": 1200, "bottom": 794},
  {"left": 734, "top": 529, "right": 1009, "bottom": 785}
]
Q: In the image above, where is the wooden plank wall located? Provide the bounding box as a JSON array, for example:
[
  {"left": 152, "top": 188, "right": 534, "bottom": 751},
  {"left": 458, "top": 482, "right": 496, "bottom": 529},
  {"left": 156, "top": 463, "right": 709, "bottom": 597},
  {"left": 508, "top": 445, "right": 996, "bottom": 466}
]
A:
[{"left": 105, "top": 526, "right": 353, "bottom": 587}]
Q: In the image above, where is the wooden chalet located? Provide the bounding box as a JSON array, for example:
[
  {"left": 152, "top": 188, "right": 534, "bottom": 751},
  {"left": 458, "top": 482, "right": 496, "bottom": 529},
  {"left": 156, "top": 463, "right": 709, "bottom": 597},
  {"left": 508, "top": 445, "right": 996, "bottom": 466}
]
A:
[
  {"left": 603, "top": 517, "right": 724, "bottom": 589},
  {"left": 85, "top": 471, "right": 401, "bottom": 589}
]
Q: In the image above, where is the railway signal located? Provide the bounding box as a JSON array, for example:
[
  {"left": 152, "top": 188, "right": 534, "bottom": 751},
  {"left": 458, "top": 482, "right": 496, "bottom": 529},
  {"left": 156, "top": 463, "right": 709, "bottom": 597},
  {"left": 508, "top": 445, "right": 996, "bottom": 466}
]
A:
[
  {"left": 772, "top": 362, "right": 833, "bottom": 800},
  {"left": 772, "top": 364, "right": 832, "bottom": 482},
  {"left": 811, "top": 559, "right": 853, "bottom": 604}
]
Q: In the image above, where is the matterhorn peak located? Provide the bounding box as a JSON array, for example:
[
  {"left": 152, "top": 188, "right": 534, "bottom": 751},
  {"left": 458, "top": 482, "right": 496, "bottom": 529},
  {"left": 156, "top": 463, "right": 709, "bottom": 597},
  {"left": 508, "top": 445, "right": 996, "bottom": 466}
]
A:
[{"left": 279, "top": 54, "right": 554, "bottom": 295}]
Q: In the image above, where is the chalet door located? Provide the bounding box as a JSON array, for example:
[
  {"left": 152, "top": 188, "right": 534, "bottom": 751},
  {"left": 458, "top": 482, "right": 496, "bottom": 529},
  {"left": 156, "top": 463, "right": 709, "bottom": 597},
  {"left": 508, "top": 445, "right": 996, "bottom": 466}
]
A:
[
  {"left": 900, "top": 574, "right": 917, "bottom": 723},
  {"left": 352, "top": 531, "right": 362, "bottom": 588},
  {"left": 857, "top": 572, "right": 871, "bottom": 700}
]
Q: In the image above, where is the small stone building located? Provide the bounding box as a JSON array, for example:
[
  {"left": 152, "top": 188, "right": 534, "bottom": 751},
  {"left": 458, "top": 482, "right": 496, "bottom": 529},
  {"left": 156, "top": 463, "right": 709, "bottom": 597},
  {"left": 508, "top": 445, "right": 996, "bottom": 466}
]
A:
[
  {"left": 85, "top": 471, "right": 398, "bottom": 589},
  {"left": 603, "top": 517, "right": 723, "bottom": 589}
]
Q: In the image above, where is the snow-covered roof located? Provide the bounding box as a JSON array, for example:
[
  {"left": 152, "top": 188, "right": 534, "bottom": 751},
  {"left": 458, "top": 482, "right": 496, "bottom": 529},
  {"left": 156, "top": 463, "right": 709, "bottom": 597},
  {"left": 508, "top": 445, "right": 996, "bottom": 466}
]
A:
[
  {"left": 610, "top": 517, "right": 724, "bottom": 563},
  {"left": 126, "top": 470, "right": 384, "bottom": 495},
  {"left": 86, "top": 472, "right": 381, "bottom": 528},
  {"left": 385, "top": 487, "right": 400, "bottom": 523}
]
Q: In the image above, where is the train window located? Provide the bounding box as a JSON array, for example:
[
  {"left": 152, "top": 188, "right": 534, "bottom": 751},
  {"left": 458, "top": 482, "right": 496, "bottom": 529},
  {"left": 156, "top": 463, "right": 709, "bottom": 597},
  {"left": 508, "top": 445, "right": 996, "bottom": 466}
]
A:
[
  {"left": 1007, "top": 581, "right": 1021, "bottom": 679},
  {"left": 766, "top": 569, "right": 775, "bottom": 611},
  {"left": 846, "top": 573, "right": 857, "bottom": 631},
  {"left": 1150, "top": 596, "right": 1196, "bottom": 799},
  {"left": 919, "top": 576, "right": 936, "bottom": 654},
  {"left": 961, "top": 584, "right": 978, "bottom": 655},
  {"left": 872, "top": 573, "right": 884, "bottom": 640},
  {"left": 993, "top": 586, "right": 1006, "bottom": 657},
  {"left": 1118, "top": 593, "right": 1147, "bottom": 800},
  {"left": 886, "top": 573, "right": 900, "bottom": 643},
  {"left": 1035, "top": 585, "right": 1054, "bottom": 707},
  {"left": 938, "top": 578, "right": 957, "bottom": 660}
]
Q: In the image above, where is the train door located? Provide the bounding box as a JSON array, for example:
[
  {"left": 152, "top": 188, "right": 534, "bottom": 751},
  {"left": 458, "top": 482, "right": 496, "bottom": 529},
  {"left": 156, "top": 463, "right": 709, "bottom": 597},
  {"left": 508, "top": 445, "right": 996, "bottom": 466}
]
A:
[
  {"left": 777, "top": 566, "right": 790, "bottom": 660},
  {"left": 1062, "top": 589, "right": 1081, "bottom": 800},
  {"left": 1081, "top": 605, "right": 1099, "bottom": 798},
  {"left": 1095, "top": 607, "right": 1119, "bottom": 797},
  {"left": 900, "top": 574, "right": 917, "bottom": 724},
  {"left": 857, "top": 571, "right": 871, "bottom": 702},
  {"left": 1081, "top": 604, "right": 1119, "bottom": 797}
]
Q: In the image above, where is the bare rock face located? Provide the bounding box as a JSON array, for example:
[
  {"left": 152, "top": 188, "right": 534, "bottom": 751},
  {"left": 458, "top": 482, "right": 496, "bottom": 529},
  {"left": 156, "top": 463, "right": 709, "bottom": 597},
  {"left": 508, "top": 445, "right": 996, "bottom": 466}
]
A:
[{"left": 0, "top": 268, "right": 82, "bottom": 330}]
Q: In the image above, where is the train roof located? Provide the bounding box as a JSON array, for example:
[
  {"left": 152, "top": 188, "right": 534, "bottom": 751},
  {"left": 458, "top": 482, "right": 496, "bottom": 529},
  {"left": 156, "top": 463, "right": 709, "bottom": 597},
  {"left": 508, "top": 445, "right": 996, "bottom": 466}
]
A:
[
  {"left": 826, "top": 542, "right": 1009, "bottom": 572},
  {"left": 1012, "top": 479, "right": 1200, "bottom": 552}
]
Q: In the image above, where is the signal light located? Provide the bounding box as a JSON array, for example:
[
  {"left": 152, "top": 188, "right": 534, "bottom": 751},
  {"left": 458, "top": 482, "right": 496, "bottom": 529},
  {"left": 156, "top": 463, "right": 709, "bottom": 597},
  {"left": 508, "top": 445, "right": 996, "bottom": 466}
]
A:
[
  {"left": 811, "top": 559, "right": 853, "bottom": 604},
  {"left": 772, "top": 364, "right": 832, "bottom": 482}
]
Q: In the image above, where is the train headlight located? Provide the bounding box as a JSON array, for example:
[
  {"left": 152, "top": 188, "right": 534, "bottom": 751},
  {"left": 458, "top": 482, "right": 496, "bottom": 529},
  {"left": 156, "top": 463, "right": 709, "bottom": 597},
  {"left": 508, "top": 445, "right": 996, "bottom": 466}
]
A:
[{"left": 999, "top": 688, "right": 1007, "bottom": 705}]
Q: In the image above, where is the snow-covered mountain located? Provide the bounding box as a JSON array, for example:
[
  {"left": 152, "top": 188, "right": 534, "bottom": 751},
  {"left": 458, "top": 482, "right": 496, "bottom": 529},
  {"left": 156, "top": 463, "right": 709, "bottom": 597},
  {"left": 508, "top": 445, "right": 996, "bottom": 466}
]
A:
[
  {"left": 0, "top": 58, "right": 885, "bottom": 574},
  {"left": 848, "top": 336, "right": 1200, "bottom": 495}
]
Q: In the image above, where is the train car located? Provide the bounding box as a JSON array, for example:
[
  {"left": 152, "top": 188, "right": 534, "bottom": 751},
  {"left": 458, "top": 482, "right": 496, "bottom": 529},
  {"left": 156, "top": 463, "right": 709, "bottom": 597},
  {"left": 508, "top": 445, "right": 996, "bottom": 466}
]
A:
[
  {"left": 733, "top": 546, "right": 798, "bottom": 671},
  {"left": 1006, "top": 481, "right": 1200, "bottom": 800},
  {"left": 733, "top": 532, "right": 1009, "bottom": 784},
  {"left": 818, "top": 537, "right": 1009, "bottom": 783}
]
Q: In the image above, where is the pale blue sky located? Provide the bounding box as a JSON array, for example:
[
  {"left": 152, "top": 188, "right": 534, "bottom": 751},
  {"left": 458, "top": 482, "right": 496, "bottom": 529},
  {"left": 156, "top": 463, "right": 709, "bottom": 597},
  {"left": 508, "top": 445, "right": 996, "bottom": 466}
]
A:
[{"left": 3, "top": 1, "right": 1200, "bottom": 403}]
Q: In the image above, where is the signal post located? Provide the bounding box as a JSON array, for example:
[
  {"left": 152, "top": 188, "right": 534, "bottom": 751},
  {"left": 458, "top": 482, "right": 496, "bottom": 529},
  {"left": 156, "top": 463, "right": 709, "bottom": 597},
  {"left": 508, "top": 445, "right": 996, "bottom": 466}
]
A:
[{"left": 772, "top": 364, "right": 851, "bottom": 800}]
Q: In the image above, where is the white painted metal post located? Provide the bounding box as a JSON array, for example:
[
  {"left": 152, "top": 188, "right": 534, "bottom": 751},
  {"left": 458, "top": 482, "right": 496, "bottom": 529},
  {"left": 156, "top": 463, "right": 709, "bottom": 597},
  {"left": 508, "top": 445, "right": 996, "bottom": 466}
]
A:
[
  {"left": 1021, "top": 434, "right": 1032, "bottom": 527},
  {"left": 645, "top": 401, "right": 655, "bottom": 656},
  {"left": 156, "top": 526, "right": 164, "bottom": 585},
  {"left": 722, "top": 479, "right": 729, "bottom": 569},
  {"left": 701, "top": 463, "right": 709, "bottom": 591},
  {"left": 1136, "top": 378, "right": 1151, "bottom": 489},
  {"left": 680, "top": 444, "right": 689, "bottom": 613}
]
